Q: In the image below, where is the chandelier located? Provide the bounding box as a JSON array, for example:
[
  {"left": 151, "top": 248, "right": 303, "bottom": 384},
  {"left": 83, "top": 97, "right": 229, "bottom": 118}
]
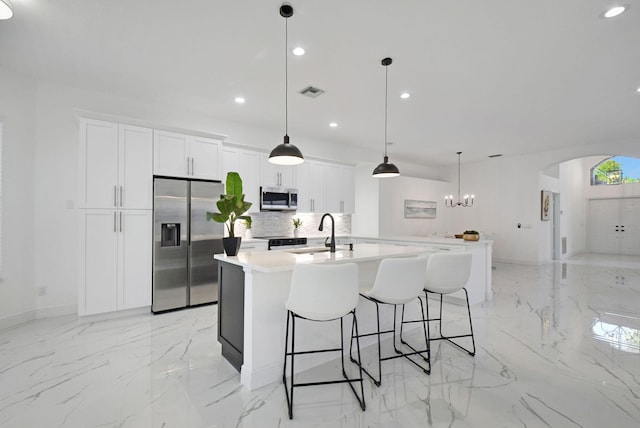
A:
[{"left": 445, "top": 151, "right": 474, "bottom": 207}]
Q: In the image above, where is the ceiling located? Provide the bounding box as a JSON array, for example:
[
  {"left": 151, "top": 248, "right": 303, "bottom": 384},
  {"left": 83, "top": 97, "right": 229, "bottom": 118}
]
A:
[{"left": 1, "top": 0, "right": 639, "bottom": 167}]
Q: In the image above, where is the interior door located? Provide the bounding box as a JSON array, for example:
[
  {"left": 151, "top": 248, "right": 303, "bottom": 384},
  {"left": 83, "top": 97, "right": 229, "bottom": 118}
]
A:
[{"left": 588, "top": 198, "right": 640, "bottom": 255}]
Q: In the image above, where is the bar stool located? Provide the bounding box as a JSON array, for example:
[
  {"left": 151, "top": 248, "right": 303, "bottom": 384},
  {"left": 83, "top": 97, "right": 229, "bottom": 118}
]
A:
[
  {"left": 283, "top": 263, "right": 365, "bottom": 419},
  {"left": 350, "top": 257, "right": 430, "bottom": 386},
  {"left": 418, "top": 252, "right": 475, "bottom": 355}
]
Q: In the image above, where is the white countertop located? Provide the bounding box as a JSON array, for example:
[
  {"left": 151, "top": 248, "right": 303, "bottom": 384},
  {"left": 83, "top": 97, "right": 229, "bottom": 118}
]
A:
[
  {"left": 214, "top": 243, "right": 435, "bottom": 273},
  {"left": 352, "top": 235, "right": 491, "bottom": 246}
]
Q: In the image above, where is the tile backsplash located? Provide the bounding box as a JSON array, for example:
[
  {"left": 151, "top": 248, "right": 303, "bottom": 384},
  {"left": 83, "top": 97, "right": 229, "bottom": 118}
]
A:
[{"left": 236, "top": 212, "right": 351, "bottom": 238}]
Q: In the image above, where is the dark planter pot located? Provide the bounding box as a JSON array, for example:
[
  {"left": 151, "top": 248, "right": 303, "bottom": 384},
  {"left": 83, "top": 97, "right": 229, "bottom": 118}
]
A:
[{"left": 223, "top": 237, "right": 242, "bottom": 256}]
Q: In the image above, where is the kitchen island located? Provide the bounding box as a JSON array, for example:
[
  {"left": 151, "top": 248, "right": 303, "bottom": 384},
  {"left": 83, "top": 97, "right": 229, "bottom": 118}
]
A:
[{"left": 214, "top": 243, "right": 437, "bottom": 390}]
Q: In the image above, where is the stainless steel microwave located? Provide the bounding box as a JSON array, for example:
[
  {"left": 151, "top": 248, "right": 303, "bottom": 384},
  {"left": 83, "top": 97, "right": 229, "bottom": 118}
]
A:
[{"left": 260, "top": 187, "right": 298, "bottom": 211}]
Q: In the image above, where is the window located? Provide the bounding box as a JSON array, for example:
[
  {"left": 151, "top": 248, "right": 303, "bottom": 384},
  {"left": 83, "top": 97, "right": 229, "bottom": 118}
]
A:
[{"left": 591, "top": 156, "right": 640, "bottom": 185}]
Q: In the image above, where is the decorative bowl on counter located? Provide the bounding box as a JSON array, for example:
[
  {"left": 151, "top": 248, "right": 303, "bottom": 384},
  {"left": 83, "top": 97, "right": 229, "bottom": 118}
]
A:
[{"left": 463, "top": 230, "right": 480, "bottom": 241}]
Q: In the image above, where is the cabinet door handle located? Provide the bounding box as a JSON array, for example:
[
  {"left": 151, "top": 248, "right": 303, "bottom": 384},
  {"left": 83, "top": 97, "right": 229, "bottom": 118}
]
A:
[
  {"left": 191, "top": 158, "right": 194, "bottom": 176},
  {"left": 119, "top": 186, "right": 123, "bottom": 207},
  {"left": 120, "top": 211, "right": 123, "bottom": 232},
  {"left": 113, "top": 211, "right": 117, "bottom": 232},
  {"left": 187, "top": 157, "right": 190, "bottom": 175},
  {"left": 114, "top": 186, "right": 117, "bottom": 207}
]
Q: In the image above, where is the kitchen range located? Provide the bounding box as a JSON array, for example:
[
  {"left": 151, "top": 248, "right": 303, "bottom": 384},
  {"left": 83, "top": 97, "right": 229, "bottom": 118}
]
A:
[{"left": 254, "top": 236, "right": 308, "bottom": 250}]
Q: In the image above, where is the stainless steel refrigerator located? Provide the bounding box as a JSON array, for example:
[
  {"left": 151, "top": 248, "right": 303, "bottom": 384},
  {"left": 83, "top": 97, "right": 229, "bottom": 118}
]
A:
[{"left": 152, "top": 177, "right": 225, "bottom": 313}]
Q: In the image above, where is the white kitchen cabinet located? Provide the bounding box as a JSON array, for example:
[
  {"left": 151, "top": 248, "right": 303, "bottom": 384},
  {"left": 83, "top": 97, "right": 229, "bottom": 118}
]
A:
[
  {"left": 325, "top": 164, "right": 355, "bottom": 213},
  {"left": 223, "top": 146, "right": 261, "bottom": 213},
  {"left": 260, "top": 153, "right": 296, "bottom": 188},
  {"left": 79, "top": 209, "right": 152, "bottom": 316},
  {"left": 79, "top": 119, "right": 152, "bottom": 210},
  {"left": 297, "top": 160, "right": 326, "bottom": 212},
  {"left": 154, "top": 130, "right": 223, "bottom": 180},
  {"left": 119, "top": 210, "right": 153, "bottom": 310}
]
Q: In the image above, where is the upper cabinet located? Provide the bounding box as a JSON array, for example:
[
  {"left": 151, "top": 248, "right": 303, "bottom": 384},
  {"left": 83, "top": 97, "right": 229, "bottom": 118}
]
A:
[
  {"left": 79, "top": 119, "right": 153, "bottom": 210},
  {"left": 154, "top": 130, "right": 222, "bottom": 180},
  {"left": 325, "top": 164, "right": 355, "bottom": 214},
  {"left": 259, "top": 153, "right": 296, "bottom": 188},
  {"left": 223, "top": 146, "right": 261, "bottom": 213},
  {"left": 296, "top": 160, "right": 327, "bottom": 213}
]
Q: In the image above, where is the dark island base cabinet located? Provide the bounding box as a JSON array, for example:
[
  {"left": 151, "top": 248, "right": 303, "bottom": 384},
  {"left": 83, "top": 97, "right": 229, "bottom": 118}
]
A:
[{"left": 217, "top": 261, "right": 245, "bottom": 371}]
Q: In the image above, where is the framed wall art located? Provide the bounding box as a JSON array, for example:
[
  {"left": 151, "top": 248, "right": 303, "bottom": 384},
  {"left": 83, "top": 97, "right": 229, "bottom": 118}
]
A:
[
  {"left": 541, "top": 190, "right": 551, "bottom": 221},
  {"left": 404, "top": 200, "right": 436, "bottom": 219}
]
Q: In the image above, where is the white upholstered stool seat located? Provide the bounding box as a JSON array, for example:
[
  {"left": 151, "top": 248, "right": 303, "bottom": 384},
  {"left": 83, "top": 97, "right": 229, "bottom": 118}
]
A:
[
  {"left": 283, "top": 263, "right": 365, "bottom": 419},
  {"left": 408, "top": 252, "right": 476, "bottom": 356},
  {"left": 350, "top": 257, "right": 430, "bottom": 386}
]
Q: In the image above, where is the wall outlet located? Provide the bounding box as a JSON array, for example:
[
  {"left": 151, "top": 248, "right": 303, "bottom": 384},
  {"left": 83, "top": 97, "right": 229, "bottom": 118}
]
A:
[{"left": 37, "top": 286, "right": 47, "bottom": 297}]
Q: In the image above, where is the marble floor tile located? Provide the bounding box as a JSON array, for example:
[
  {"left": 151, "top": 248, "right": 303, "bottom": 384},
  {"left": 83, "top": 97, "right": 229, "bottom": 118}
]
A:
[{"left": 1, "top": 254, "right": 639, "bottom": 427}]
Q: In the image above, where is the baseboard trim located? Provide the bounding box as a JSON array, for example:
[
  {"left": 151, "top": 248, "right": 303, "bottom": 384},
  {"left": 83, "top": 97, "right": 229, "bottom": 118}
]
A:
[
  {"left": 0, "top": 309, "right": 36, "bottom": 331},
  {"left": 493, "top": 257, "right": 539, "bottom": 266},
  {"left": 36, "top": 304, "right": 77, "bottom": 319}
]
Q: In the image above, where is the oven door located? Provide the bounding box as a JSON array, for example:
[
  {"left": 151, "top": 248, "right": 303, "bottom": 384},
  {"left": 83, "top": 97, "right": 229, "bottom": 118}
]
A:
[{"left": 260, "top": 187, "right": 294, "bottom": 211}]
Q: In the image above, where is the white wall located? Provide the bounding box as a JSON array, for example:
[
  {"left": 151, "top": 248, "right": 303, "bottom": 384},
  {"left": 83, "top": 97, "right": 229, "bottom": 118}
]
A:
[
  {"left": 0, "top": 67, "right": 37, "bottom": 325},
  {"left": 539, "top": 173, "right": 560, "bottom": 263},
  {"left": 352, "top": 165, "right": 379, "bottom": 236},
  {"left": 377, "top": 175, "right": 452, "bottom": 237},
  {"left": 6, "top": 72, "right": 640, "bottom": 320},
  {"left": 558, "top": 158, "right": 588, "bottom": 258}
]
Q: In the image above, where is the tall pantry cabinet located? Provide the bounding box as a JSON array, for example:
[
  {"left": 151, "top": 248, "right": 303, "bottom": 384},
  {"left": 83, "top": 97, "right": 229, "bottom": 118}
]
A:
[{"left": 78, "top": 119, "right": 153, "bottom": 316}]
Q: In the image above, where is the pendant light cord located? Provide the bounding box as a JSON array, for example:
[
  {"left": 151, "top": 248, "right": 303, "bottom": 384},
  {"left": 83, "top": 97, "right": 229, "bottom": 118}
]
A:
[
  {"left": 285, "top": 16, "right": 288, "bottom": 136},
  {"left": 384, "top": 64, "right": 388, "bottom": 157}
]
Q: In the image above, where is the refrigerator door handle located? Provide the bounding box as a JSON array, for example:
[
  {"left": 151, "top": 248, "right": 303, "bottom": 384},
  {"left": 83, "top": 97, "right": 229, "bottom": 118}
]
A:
[
  {"left": 119, "top": 211, "right": 123, "bottom": 232},
  {"left": 120, "top": 186, "right": 123, "bottom": 207},
  {"left": 114, "top": 186, "right": 117, "bottom": 207},
  {"left": 113, "top": 211, "right": 117, "bottom": 232}
]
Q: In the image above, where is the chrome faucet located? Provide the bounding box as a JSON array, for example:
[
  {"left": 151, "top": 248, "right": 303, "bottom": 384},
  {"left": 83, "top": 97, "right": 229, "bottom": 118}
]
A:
[{"left": 318, "top": 213, "right": 336, "bottom": 253}]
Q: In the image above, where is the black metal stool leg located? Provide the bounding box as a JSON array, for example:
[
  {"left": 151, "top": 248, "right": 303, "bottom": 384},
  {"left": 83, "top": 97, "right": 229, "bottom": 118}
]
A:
[{"left": 432, "top": 289, "right": 476, "bottom": 356}]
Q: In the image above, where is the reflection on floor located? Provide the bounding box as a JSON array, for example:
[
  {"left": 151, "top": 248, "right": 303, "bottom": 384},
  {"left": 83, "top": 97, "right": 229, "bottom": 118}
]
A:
[{"left": 1, "top": 254, "right": 639, "bottom": 427}]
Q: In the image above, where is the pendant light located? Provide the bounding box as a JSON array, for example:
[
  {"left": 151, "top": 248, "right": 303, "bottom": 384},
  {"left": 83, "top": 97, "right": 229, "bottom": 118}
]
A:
[
  {"left": 0, "top": 0, "right": 13, "bottom": 20},
  {"left": 445, "top": 151, "right": 474, "bottom": 207},
  {"left": 372, "top": 58, "right": 400, "bottom": 178},
  {"left": 269, "top": 4, "right": 304, "bottom": 166}
]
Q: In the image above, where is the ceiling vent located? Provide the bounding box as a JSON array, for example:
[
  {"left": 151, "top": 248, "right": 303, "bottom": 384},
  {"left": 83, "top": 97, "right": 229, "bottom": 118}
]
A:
[{"left": 299, "top": 86, "right": 325, "bottom": 98}]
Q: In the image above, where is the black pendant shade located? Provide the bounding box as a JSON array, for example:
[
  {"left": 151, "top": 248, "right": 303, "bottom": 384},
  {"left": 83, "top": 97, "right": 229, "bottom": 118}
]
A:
[
  {"left": 269, "top": 4, "right": 304, "bottom": 166},
  {"left": 372, "top": 156, "right": 400, "bottom": 177},
  {"left": 269, "top": 135, "right": 304, "bottom": 165},
  {"left": 372, "top": 57, "right": 400, "bottom": 178}
]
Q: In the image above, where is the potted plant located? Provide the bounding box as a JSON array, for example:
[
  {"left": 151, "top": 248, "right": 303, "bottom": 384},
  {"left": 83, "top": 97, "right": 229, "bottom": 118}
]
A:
[
  {"left": 207, "top": 172, "right": 252, "bottom": 256},
  {"left": 292, "top": 217, "right": 302, "bottom": 238},
  {"left": 243, "top": 217, "right": 253, "bottom": 239},
  {"left": 463, "top": 230, "right": 480, "bottom": 241}
]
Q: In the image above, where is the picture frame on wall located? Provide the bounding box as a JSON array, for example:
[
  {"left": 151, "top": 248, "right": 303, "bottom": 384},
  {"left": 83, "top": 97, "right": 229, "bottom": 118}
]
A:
[
  {"left": 404, "top": 200, "right": 436, "bottom": 219},
  {"left": 541, "top": 190, "right": 551, "bottom": 221}
]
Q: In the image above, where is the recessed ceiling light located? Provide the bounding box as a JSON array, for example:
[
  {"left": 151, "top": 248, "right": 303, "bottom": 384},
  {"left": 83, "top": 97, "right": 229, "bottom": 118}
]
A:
[
  {"left": 400, "top": 92, "right": 411, "bottom": 99},
  {"left": 329, "top": 122, "right": 338, "bottom": 128},
  {"left": 602, "top": 5, "right": 627, "bottom": 18},
  {"left": 636, "top": 86, "right": 640, "bottom": 93},
  {"left": 293, "top": 47, "right": 305, "bottom": 56},
  {"left": 234, "top": 97, "right": 246, "bottom": 104}
]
